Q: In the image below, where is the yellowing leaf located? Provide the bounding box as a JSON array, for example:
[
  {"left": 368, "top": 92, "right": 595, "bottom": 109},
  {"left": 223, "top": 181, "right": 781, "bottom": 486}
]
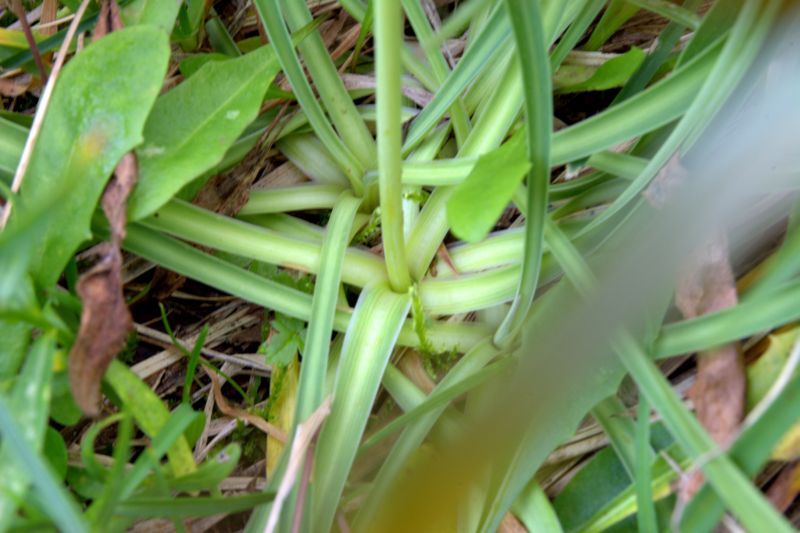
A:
[
  {"left": 746, "top": 326, "right": 800, "bottom": 460},
  {"left": 266, "top": 358, "right": 299, "bottom": 478}
]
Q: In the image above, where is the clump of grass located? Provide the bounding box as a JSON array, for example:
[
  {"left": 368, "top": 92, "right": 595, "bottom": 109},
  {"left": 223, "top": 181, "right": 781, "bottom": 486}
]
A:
[{"left": 1, "top": 0, "right": 800, "bottom": 531}]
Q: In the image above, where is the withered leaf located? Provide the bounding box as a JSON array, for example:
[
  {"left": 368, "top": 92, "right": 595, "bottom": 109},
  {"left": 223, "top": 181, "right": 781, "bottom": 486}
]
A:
[
  {"left": 209, "top": 371, "right": 287, "bottom": 442},
  {"left": 675, "top": 236, "right": 745, "bottom": 501},
  {"left": 69, "top": 153, "right": 138, "bottom": 416},
  {"left": 69, "top": 243, "right": 131, "bottom": 416},
  {"left": 0, "top": 74, "right": 33, "bottom": 97},
  {"left": 92, "top": 0, "right": 123, "bottom": 41},
  {"left": 766, "top": 461, "right": 800, "bottom": 512},
  {"left": 102, "top": 152, "right": 138, "bottom": 246}
]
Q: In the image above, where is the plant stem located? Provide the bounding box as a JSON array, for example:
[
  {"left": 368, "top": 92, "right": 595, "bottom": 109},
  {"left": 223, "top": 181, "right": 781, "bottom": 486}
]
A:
[{"left": 375, "top": 0, "right": 411, "bottom": 292}]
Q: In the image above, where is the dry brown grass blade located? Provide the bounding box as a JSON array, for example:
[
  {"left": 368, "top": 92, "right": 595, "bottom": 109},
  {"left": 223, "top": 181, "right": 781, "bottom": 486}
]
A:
[
  {"left": 209, "top": 370, "right": 287, "bottom": 442},
  {"left": 265, "top": 396, "right": 333, "bottom": 533},
  {"left": 38, "top": 0, "right": 58, "bottom": 37},
  {"left": 675, "top": 236, "right": 745, "bottom": 500},
  {"left": 767, "top": 461, "right": 800, "bottom": 512}
]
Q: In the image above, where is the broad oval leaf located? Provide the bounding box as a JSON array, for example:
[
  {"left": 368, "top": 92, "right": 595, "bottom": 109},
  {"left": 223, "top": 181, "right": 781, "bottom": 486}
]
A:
[
  {"left": 7, "top": 26, "right": 170, "bottom": 287},
  {"left": 128, "top": 44, "right": 281, "bottom": 221},
  {"left": 447, "top": 132, "right": 530, "bottom": 243}
]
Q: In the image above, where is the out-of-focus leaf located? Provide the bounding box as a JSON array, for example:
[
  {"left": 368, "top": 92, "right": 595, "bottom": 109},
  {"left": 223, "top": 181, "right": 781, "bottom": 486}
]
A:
[
  {"left": 557, "top": 48, "right": 646, "bottom": 94},
  {"left": 172, "top": 0, "right": 207, "bottom": 50},
  {"left": 0, "top": 115, "right": 27, "bottom": 180},
  {"left": 178, "top": 52, "right": 229, "bottom": 77},
  {"left": 447, "top": 133, "right": 530, "bottom": 243},
  {"left": 0, "top": 320, "right": 30, "bottom": 379},
  {"left": 747, "top": 328, "right": 799, "bottom": 409},
  {"left": 43, "top": 426, "right": 69, "bottom": 481},
  {"left": 169, "top": 444, "right": 241, "bottom": 493},
  {"left": 0, "top": 393, "right": 87, "bottom": 533},
  {"left": 747, "top": 327, "right": 800, "bottom": 460},
  {"left": 0, "top": 334, "right": 57, "bottom": 529},
  {"left": 116, "top": 492, "right": 275, "bottom": 518},
  {"left": 555, "top": 425, "right": 674, "bottom": 531},
  {"left": 104, "top": 360, "right": 196, "bottom": 476},
  {"left": 122, "top": 0, "right": 182, "bottom": 33},
  {"left": 49, "top": 372, "right": 82, "bottom": 426},
  {"left": 128, "top": 43, "right": 281, "bottom": 221},
  {"left": 5, "top": 26, "right": 169, "bottom": 287},
  {"left": 584, "top": 0, "right": 640, "bottom": 50}
]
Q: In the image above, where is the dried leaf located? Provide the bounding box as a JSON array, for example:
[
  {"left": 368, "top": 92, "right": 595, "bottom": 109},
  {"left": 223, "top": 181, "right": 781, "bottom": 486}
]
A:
[
  {"left": 102, "top": 152, "right": 137, "bottom": 246},
  {"left": 266, "top": 395, "right": 332, "bottom": 533},
  {"left": 68, "top": 243, "right": 132, "bottom": 416},
  {"left": 0, "top": 74, "right": 32, "bottom": 97},
  {"left": 68, "top": 153, "right": 138, "bottom": 416},
  {"left": 675, "top": 236, "right": 745, "bottom": 500},
  {"left": 92, "top": 0, "right": 124, "bottom": 41},
  {"left": 209, "top": 371, "right": 287, "bottom": 442},
  {"left": 766, "top": 461, "right": 800, "bottom": 513}
]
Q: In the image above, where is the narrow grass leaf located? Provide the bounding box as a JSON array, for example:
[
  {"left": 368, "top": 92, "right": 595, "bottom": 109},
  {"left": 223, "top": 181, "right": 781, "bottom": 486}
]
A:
[
  {"left": 294, "top": 193, "right": 362, "bottom": 423},
  {"left": 402, "top": 5, "right": 511, "bottom": 153},
  {"left": 0, "top": 395, "right": 87, "bottom": 533},
  {"left": 253, "top": 0, "right": 364, "bottom": 190},
  {"left": 279, "top": 0, "right": 376, "bottom": 167},
  {"left": 592, "top": 396, "right": 642, "bottom": 479},
  {"left": 375, "top": 0, "right": 411, "bottom": 291},
  {"left": 115, "top": 492, "right": 276, "bottom": 518},
  {"left": 494, "top": 0, "right": 552, "bottom": 346},
  {"left": 312, "top": 285, "right": 410, "bottom": 533},
  {"left": 584, "top": 0, "right": 640, "bottom": 50},
  {"left": 0, "top": 334, "right": 56, "bottom": 529},
  {"left": 105, "top": 360, "right": 196, "bottom": 476},
  {"left": 634, "top": 397, "right": 658, "bottom": 533},
  {"left": 614, "top": 333, "right": 793, "bottom": 533}
]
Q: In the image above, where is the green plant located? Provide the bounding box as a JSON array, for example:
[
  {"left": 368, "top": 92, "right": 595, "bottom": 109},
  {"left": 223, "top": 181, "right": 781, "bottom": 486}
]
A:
[{"left": 1, "top": 0, "right": 799, "bottom": 531}]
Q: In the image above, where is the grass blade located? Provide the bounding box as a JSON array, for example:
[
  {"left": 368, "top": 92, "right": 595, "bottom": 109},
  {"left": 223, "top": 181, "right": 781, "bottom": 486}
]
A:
[
  {"left": 311, "top": 284, "right": 410, "bottom": 532},
  {"left": 493, "top": 0, "right": 551, "bottom": 347},
  {"left": 614, "top": 333, "right": 793, "bottom": 533},
  {"left": 0, "top": 394, "right": 88, "bottom": 533},
  {"left": 375, "top": 0, "right": 411, "bottom": 291}
]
